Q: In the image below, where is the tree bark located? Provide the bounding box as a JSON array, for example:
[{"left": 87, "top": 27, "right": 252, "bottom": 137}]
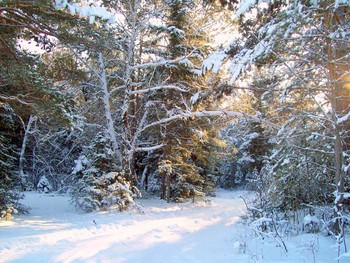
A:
[
  {"left": 98, "top": 52, "right": 123, "bottom": 165},
  {"left": 323, "top": 1, "right": 349, "bottom": 239},
  {"left": 19, "top": 115, "right": 37, "bottom": 186}
]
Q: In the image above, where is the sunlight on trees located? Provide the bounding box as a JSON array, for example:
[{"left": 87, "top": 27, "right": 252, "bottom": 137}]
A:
[{"left": 1, "top": 5, "right": 349, "bottom": 259}]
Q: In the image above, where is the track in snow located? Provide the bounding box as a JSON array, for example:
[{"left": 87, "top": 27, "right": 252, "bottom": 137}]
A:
[
  {"left": 0, "top": 190, "right": 342, "bottom": 263},
  {"left": 0, "top": 190, "right": 251, "bottom": 263}
]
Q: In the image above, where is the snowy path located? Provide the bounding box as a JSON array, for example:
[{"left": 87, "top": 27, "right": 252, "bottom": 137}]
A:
[
  {"left": 0, "top": 190, "right": 344, "bottom": 263},
  {"left": 0, "top": 190, "right": 250, "bottom": 263}
]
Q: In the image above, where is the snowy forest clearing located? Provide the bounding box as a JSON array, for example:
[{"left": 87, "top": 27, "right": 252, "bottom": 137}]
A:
[
  {"left": 0, "top": 190, "right": 346, "bottom": 263},
  {"left": 1, "top": 2, "right": 349, "bottom": 263}
]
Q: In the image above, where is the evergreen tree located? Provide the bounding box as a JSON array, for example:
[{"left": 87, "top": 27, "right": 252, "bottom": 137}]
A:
[
  {"left": 0, "top": 105, "right": 27, "bottom": 219},
  {"left": 0, "top": 0, "right": 104, "bottom": 218},
  {"left": 150, "top": 0, "right": 225, "bottom": 202},
  {"left": 204, "top": 0, "right": 349, "bottom": 241},
  {"left": 70, "top": 132, "right": 140, "bottom": 212}
]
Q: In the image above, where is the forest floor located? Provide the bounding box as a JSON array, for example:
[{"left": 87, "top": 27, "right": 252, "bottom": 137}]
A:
[{"left": 0, "top": 189, "right": 348, "bottom": 263}]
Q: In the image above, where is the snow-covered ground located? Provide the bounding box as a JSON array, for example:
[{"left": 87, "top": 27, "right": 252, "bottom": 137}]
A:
[{"left": 0, "top": 190, "right": 347, "bottom": 263}]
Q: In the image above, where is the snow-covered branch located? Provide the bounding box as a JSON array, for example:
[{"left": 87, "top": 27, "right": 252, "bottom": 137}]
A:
[
  {"left": 140, "top": 110, "right": 280, "bottom": 133},
  {"left": 134, "top": 144, "right": 164, "bottom": 152},
  {"left": 67, "top": 46, "right": 101, "bottom": 78},
  {"left": 109, "top": 85, "right": 126, "bottom": 95},
  {"left": 131, "top": 53, "right": 197, "bottom": 70},
  {"left": 337, "top": 111, "right": 350, "bottom": 125},
  {"left": 0, "top": 95, "right": 35, "bottom": 106},
  {"left": 129, "top": 85, "right": 188, "bottom": 95},
  {"left": 55, "top": 0, "right": 116, "bottom": 24}
]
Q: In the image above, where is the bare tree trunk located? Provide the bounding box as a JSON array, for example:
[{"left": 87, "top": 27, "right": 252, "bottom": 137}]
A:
[
  {"left": 161, "top": 174, "right": 166, "bottom": 200},
  {"left": 166, "top": 173, "right": 171, "bottom": 203},
  {"left": 98, "top": 52, "right": 123, "bottom": 165},
  {"left": 140, "top": 165, "right": 148, "bottom": 189},
  {"left": 19, "top": 115, "right": 37, "bottom": 186},
  {"left": 120, "top": 0, "right": 138, "bottom": 182}
]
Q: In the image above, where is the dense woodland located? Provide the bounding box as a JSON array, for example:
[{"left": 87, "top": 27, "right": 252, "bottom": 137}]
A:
[{"left": 0, "top": 0, "right": 349, "bottom": 246}]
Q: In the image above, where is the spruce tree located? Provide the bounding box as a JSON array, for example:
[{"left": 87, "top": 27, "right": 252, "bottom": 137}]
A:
[{"left": 154, "top": 0, "right": 223, "bottom": 202}]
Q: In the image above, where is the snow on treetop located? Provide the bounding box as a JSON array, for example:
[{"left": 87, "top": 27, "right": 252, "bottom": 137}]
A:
[
  {"left": 71, "top": 155, "right": 90, "bottom": 174},
  {"left": 234, "top": 0, "right": 271, "bottom": 19}
]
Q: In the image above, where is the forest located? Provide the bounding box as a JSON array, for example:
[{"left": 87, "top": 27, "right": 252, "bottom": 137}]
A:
[{"left": 0, "top": 0, "right": 349, "bottom": 258}]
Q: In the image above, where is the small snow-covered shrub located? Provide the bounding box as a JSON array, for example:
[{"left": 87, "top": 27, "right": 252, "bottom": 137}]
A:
[
  {"left": 70, "top": 133, "right": 141, "bottom": 212},
  {"left": 71, "top": 171, "right": 140, "bottom": 212},
  {"left": 0, "top": 189, "right": 27, "bottom": 220},
  {"left": 37, "top": 175, "right": 52, "bottom": 193},
  {"left": 98, "top": 172, "right": 141, "bottom": 211},
  {"left": 146, "top": 173, "right": 161, "bottom": 193},
  {"left": 303, "top": 214, "right": 321, "bottom": 233}
]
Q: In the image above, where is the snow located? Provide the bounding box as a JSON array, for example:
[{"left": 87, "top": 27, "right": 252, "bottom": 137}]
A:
[
  {"left": 36, "top": 175, "right": 52, "bottom": 193},
  {"left": 202, "top": 50, "right": 227, "bottom": 74},
  {"left": 235, "top": 0, "right": 256, "bottom": 18},
  {"left": 190, "top": 92, "right": 200, "bottom": 104},
  {"left": 0, "top": 190, "right": 348, "bottom": 263},
  {"left": 55, "top": 0, "right": 116, "bottom": 24},
  {"left": 167, "top": 26, "right": 185, "bottom": 38},
  {"left": 303, "top": 214, "right": 319, "bottom": 225},
  {"left": 337, "top": 252, "right": 350, "bottom": 259},
  {"left": 337, "top": 111, "right": 350, "bottom": 125},
  {"left": 71, "top": 155, "right": 89, "bottom": 174},
  {"left": 281, "top": 158, "right": 290, "bottom": 166},
  {"left": 179, "top": 58, "right": 194, "bottom": 68}
]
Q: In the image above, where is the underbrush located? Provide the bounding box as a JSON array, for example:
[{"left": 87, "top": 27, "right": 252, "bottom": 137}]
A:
[{"left": 239, "top": 195, "right": 350, "bottom": 262}]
